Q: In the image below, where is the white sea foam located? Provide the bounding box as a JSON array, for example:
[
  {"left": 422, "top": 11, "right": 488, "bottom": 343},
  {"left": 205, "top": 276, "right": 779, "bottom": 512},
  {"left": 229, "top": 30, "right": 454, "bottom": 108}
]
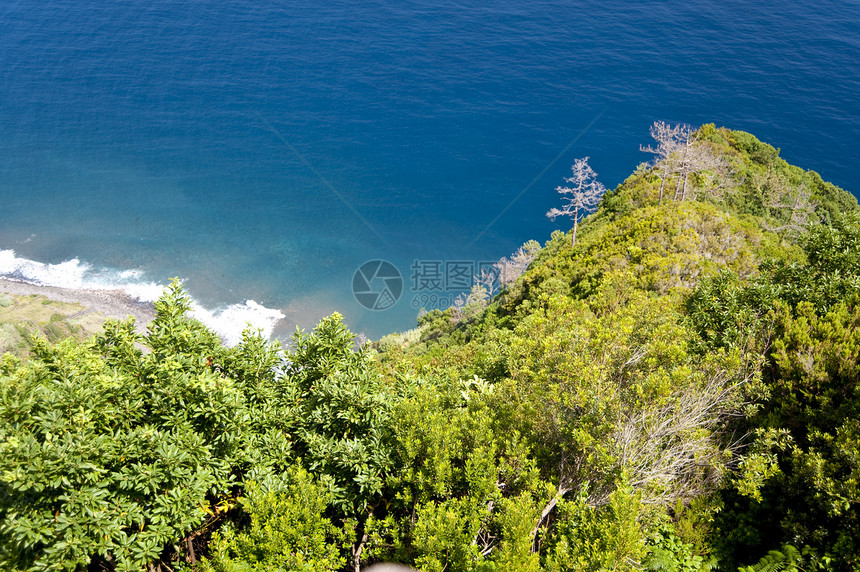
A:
[
  {"left": 0, "top": 249, "right": 91, "bottom": 288},
  {"left": 0, "top": 249, "right": 285, "bottom": 346},
  {"left": 189, "top": 300, "right": 286, "bottom": 347},
  {"left": 118, "top": 281, "right": 167, "bottom": 303}
]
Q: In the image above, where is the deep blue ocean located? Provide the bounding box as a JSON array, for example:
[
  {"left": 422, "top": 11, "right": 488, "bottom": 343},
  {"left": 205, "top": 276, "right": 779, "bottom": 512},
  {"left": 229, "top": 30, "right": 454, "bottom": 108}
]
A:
[{"left": 1, "top": 0, "right": 859, "bottom": 340}]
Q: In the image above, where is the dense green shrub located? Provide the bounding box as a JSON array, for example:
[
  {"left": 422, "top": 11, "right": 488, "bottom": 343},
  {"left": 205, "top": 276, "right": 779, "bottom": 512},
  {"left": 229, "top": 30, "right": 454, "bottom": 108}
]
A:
[
  {"left": 202, "top": 466, "right": 346, "bottom": 572},
  {"left": 0, "top": 282, "right": 252, "bottom": 570},
  {"left": 2, "top": 126, "right": 859, "bottom": 571}
]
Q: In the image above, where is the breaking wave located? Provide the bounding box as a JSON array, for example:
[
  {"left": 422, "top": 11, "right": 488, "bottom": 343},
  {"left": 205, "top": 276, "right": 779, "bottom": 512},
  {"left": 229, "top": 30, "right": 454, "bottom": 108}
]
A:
[{"left": 0, "top": 249, "right": 285, "bottom": 346}]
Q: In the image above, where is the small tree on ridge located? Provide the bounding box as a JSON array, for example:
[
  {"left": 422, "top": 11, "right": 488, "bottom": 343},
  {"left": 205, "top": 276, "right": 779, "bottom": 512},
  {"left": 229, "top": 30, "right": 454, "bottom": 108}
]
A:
[
  {"left": 547, "top": 157, "right": 606, "bottom": 247},
  {"left": 640, "top": 121, "right": 691, "bottom": 205}
]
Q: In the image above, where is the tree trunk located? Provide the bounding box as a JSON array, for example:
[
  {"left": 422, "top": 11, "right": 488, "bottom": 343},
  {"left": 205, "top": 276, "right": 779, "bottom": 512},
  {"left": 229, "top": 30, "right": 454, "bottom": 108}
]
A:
[
  {"left": 530, "top": 484, "right": 571, "bottom": 552},
  {"left": 186, "top": 535, "right": 198, "bottom": 572},
  {"left": 658, "top": 163, "right": 670, "bottom": 205},
  {"left": 674, "top": 170, "right": 684, "bottom": 202},
  {"left": 682, "top": 172, "right": 690, "bottom": 201},
  {"left": 353, "top": 532, "right": 369, "bottom": 572}
]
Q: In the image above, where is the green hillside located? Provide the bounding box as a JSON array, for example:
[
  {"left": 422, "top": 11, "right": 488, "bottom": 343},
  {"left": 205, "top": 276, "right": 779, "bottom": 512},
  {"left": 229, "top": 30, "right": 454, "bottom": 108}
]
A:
[
  {"left": 2, "top": 125, "right": 858, "bottom": 571},
  {"left": 0, "top": 292, "right": 117, "bottom": 358}
]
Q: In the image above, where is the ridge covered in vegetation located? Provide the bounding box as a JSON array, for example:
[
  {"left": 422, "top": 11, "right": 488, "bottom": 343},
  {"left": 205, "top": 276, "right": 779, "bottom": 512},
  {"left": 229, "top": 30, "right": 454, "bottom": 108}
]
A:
[
  {"left": 0, "top": 293, "right": 109, "bottom": 358},
  {"left": 2, "top": 125, "right": 859, "bottom": 571}
]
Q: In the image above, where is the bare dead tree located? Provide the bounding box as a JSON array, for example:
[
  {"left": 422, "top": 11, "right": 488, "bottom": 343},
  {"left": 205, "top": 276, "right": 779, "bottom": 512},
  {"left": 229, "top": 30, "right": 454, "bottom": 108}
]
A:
[
  {"left": 547, "top": 157, "right": 606, "bottom": 247},
  {"left": 640, "top": 121, "right": 691, "bottom": 205},
  {"left": 465, "top": 269, "right": 497, "bottom": 309},
  {"left": 691, "top": 149, "right": 737, "bottom": 201},
  {"left": 528, "top": 350, "right": 754, "bottom": 551},
  {"left": 641, "top": 121, "right": 736, "bottom": 204},
  {"left": 354, "top": 332, "right": 370, "bottom": 349},
  {"left": 451, "top": 293, "right": 467, "bottom": 322},
  {"left": 494, "top": 240, "right": 541, "bottom": 288},
  {"left": 449, "top": 271, "right": 495, "bottom": 324},
  {"left": 764, "top": 182, "right": 817, "bottom": 240},
  {"left": 681, "top": 142, "right": 737, "bottom": 203},
  {"left": 610, "top": 370, "right": 748, "bottom": 507},
  {"left": 671, "top": 128, "right": 702, "bottom": 202}
]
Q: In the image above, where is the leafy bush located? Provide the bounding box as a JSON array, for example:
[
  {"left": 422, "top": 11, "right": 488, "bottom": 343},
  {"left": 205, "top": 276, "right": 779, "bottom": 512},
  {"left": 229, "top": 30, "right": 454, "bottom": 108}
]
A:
[
  {"left": 201, "top": 466, "right": 346, "bottom": 572},
  {"left": 0, "top": 282, "right": 271, "bottom": 571}
]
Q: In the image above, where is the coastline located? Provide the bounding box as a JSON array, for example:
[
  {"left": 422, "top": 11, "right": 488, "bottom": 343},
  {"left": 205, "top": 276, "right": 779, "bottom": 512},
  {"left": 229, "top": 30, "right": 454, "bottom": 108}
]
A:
[{"left": 0, "top": 277, "right": 156, "bottom": 329}]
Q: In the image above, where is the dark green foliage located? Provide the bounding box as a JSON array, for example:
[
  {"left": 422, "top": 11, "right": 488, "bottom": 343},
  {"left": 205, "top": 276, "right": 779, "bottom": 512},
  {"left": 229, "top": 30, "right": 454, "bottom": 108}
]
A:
[
  {"left": 0, "top": 281, "right": 253, "bottom": 571},
  {"left": 280, "top": 314, "right": 395, "bottom": 512},
  {"left": 543, "top": 485, "right": 647, "bottom": 571},
  {"left": 714, "top": 300, "right": 860, "bottom": 569},
  {"left": 374, "top": 378, "right": 547, "bottom": 571},
  {"left": 762, "top": 212, "right": 860, "bottom": 313},
  {"left": 687, "top": 210, "right": 860, "bottom": 568},
  {"left": 738, "top": 545, "right": 804, "bottom": 572},
  {"left": 275, "top": 313, "right": 398, "bottom": 572},
  {"left": 699, "top": 125, "right": 857, "bottom": 225},
  {"left": 686, "top": 270, "right": 765, "bottom": 351}
]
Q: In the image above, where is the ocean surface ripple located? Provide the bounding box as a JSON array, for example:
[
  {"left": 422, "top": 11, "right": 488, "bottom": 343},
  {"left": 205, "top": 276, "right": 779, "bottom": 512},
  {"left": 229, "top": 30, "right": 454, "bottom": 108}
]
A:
[{"left": 1, "top": 0, "right": 858, "bottom": 339}]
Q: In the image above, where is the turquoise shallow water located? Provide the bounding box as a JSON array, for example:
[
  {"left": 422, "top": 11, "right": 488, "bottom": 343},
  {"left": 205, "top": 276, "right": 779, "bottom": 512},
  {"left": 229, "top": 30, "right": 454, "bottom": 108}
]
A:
[{"left": 1, "top": 0, "right": 858, "bottom": 339}]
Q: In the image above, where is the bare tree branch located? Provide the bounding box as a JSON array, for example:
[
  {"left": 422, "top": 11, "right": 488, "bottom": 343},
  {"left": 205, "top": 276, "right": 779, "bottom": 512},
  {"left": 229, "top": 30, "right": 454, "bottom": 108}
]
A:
[
  {"left": 547, "top": 157, "right": 606, "bottom": 247},
  {"left": 495, "top": 240, "right": 541, "bottom": 288},
  {"left": 641, "top": 121, "right": 736, "bottom": 205},
  {"left": 764, "top": 182, "right": 817, "bottom": 240},
  {"left": 640, "top": 121, "right": 691, "bottom": 205}
]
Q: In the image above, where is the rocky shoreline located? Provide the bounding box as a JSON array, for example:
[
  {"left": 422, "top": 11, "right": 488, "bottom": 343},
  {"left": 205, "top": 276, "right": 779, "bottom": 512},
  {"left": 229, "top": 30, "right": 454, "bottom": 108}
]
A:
[{"left": 0, "top": 277, "right": 155, "bottom": 328}]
